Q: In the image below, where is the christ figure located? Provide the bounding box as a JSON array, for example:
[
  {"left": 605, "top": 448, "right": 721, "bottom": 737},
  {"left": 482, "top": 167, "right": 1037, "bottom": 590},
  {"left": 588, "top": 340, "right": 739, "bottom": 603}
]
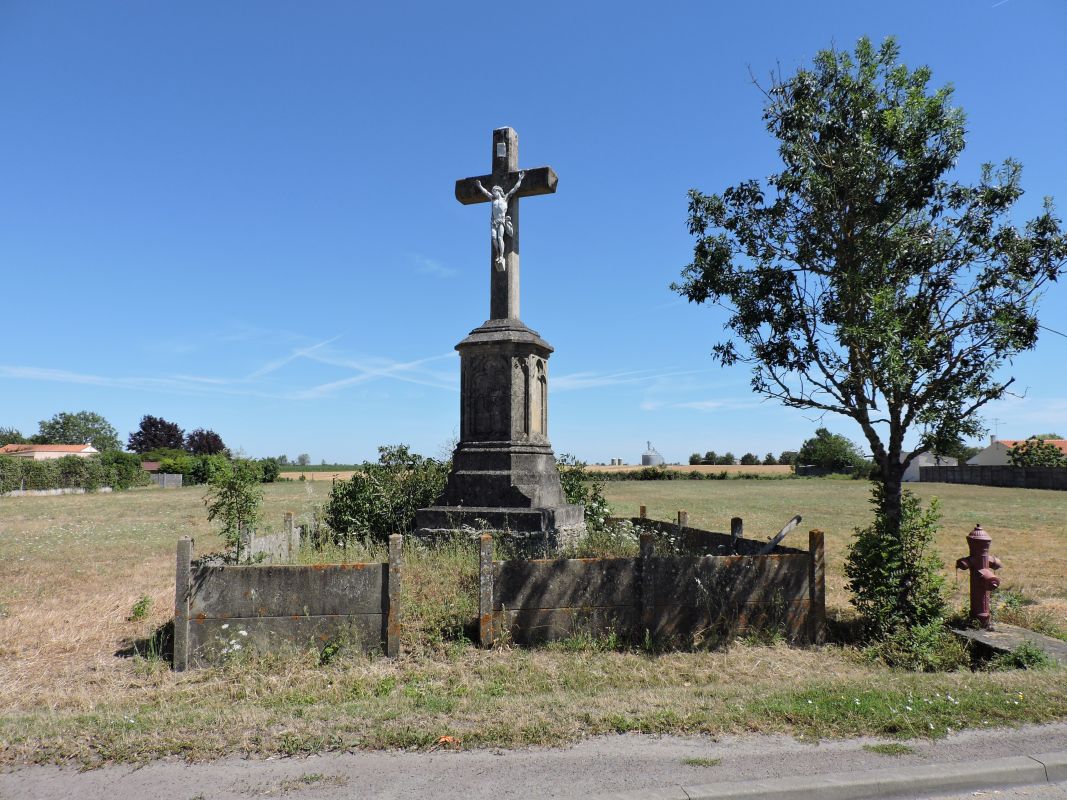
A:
[{"left": 475, "top": 170, "right": 525, "bottom": 270}]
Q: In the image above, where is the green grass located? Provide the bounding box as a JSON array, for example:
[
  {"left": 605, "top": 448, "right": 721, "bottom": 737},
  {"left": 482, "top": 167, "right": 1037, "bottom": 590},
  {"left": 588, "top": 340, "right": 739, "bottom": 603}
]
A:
[
  {"left": 683, "top": 757, "right": 722, "bottom": 767},
  {"left": 863, "top": 743, "right": 915, "bottom": 756},
  {"left": 0, "top": 479, "right": 1065, "bottom": 766}
]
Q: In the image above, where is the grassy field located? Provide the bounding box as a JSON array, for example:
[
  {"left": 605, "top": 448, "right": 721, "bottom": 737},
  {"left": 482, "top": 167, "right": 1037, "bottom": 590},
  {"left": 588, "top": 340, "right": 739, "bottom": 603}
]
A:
[
  {"left": 0, "top": 479, "right": 1064, "bottom": 765},
  {"left": 589, "top": 464, "right": 793, "bottom": 476}
]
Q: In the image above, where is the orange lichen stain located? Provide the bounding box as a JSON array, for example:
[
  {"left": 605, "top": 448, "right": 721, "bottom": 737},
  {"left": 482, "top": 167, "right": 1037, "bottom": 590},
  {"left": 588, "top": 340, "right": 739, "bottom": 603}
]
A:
[{"left": 194, "top": 613, "right": 206, "bottom": 624}]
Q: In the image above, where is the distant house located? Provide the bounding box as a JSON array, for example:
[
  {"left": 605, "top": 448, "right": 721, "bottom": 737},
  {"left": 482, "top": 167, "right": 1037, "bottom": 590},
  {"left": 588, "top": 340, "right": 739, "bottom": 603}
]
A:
[
  {"left": 0, "top": 444, "right": 99, "bottom": 460},
  {"left": 903, "top": 451, "right": 957, "bottom": 482},
  {"left": 966, "top": 437, "right": 1067, "bottom": 466},
  {"left": 140, "top": 461, "right": 162, "bottom": 473}
]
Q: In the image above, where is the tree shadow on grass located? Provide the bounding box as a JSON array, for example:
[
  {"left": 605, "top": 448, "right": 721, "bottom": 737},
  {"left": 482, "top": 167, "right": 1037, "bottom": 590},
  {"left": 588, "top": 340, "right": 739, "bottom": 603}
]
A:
[{"left": 115, "top": 619, "right": 174, "bottom": 663}]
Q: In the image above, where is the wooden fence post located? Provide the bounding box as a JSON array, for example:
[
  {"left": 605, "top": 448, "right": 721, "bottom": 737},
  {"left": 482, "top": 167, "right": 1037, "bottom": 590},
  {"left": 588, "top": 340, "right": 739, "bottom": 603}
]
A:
[
  {"left": 479, "top": 534, "right": 494, "bottom": 648},
  {"left": 731, "top": 517, "right": 743, "bottom": 539},
  {"left": 808, "top": 529, "right": 826, "bottom": 645},
  {"left": 386, "top": 534, "right": 402, "bottom": 657},
  {"left": 639, "top": 532, "right": 655, "bottom": 643},
  {"left": 173, "top": 537, "right": 193, "bottom": 672},
  {"left": 639, "top": 505, "right": 647, "bottom": 520},
  {"left": 677, "top": 510, "right": 688, "bottom": 530}
]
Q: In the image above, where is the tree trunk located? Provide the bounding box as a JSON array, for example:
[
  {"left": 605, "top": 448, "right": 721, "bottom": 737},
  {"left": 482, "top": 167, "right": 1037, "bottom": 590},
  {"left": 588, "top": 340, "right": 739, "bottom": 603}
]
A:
[{"left": 881, "top": 461, "right": 905, "bottom": 544}]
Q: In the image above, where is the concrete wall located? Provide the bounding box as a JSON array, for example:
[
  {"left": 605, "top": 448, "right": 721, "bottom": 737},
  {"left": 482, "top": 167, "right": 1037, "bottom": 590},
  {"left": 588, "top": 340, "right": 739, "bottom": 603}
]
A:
[
  {"left": 921, "top": 464, "right": 1067, "bottom": 491},
  {"left": 239, "top": 513, "right": 300, "bottom": 564},
  {"left": 173, "top": 534, "right": 402, "bottom": 670},
  {"left": 151, "top": 473, "right": 183, "bottom": 489},
  {"left": 903, "top": 453, "right": 957, "bottom": 482},
  {"left": 477, "top": 519, "right": 825, "bottom": 648}
]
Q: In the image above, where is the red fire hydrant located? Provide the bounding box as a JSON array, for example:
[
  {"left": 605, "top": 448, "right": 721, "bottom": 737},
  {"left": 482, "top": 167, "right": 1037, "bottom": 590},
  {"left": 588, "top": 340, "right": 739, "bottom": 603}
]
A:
[{"left": 955, "top": 524, "right": 1002, "bottom": 629}]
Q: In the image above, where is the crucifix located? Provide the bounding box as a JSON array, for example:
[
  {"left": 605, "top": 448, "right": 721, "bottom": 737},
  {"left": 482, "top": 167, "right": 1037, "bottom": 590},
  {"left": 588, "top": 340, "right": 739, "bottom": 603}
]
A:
[{"left": 455, "top": 127, "right": 558, "bottom": 320}]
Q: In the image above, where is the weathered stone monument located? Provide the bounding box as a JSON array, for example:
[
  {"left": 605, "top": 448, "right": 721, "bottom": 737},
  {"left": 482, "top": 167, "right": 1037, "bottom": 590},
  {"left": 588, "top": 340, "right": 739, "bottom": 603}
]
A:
[{"left": 415, "top": 127, "right": 584, "bottom": 551}]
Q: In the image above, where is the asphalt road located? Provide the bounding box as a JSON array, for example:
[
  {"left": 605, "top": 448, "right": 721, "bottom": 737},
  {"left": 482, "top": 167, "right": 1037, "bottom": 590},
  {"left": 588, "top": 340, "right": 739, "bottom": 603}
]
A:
[{"left": 2, "top": 722, "right": 1066, "bottom": 800}]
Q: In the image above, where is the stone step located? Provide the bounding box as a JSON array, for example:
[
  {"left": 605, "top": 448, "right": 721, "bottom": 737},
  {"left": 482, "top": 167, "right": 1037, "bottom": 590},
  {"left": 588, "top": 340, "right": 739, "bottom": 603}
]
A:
[{"left": 951, "top": 622, "right": 1067, "bottom": 665}]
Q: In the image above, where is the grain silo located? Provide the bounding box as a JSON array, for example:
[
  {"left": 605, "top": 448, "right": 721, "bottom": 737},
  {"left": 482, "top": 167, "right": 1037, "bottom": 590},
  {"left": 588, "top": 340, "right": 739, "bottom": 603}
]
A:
[{"left": 641, "top": 441, "right": 664, "bottom": 467}]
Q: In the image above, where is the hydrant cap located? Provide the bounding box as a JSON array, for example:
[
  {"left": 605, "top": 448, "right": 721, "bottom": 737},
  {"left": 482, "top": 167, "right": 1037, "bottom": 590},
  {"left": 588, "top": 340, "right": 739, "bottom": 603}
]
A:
[{"left": 968, "top": 524, "right": 991, "bottom": 542}]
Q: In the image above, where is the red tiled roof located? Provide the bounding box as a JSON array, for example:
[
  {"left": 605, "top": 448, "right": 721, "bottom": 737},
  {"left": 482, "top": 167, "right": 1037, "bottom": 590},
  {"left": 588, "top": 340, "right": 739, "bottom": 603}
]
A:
[
  {"left": 0, "top": 444, "right": 97, "bottom": 454},
  {"left": 999, "top": 439, "right": 1067, "bottom": 455}
]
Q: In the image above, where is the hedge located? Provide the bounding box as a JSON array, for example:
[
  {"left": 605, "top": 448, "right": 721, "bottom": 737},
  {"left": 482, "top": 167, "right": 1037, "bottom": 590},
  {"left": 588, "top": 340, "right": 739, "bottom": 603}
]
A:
[{"left": 0, "top": 453, "right": 151, "bottom": 494}]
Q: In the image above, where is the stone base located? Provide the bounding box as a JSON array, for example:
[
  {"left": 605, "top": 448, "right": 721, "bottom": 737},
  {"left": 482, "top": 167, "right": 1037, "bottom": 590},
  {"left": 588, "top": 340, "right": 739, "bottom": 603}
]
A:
[{"left": 414, "top": 504, "right": 586, "bottom": 557}]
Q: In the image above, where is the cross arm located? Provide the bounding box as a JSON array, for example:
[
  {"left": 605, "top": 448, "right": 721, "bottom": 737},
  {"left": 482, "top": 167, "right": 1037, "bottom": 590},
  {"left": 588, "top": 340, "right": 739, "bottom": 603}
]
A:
[{"left": 455, "top": 166, "right": 558, "bottom": 205}]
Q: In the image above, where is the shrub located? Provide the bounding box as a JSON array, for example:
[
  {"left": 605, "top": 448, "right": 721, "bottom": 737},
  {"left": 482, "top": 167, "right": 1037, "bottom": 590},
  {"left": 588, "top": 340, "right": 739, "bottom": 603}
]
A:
[
  {"left": 24, "top": 460, "right": 59, "bottom": 490},
  {"left": 100, "top": 451, "right": 151, "bottom": 490},
  {"left": 322, "top": 445, "right": 449, "bottom": 546},
  {"left": 987, "top": 640, "right": 1054, "bottom": 671},
  {"left": 864, "top": 620, "right": 969, "bottom": 672},
  {"left": 259, "top": 457, "right": 281, "bottom": 483},
  {"left": 845, "top": 485, "right": 947, "bottom": 639},
  {"left": 0, "top": 455, "right": 25, "bottom": 493},
  {"left": 556, "top": 454, "right": 611, "bottom": 529},
  {"left": 189, "top": 454, "right": 230, "bottom": 485},
  {"left": 159, "top": 454, "right": 197, "bottom": 482}
]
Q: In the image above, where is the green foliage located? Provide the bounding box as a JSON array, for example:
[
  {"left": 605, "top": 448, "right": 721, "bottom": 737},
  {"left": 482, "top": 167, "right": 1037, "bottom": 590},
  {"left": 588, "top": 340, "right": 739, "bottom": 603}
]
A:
[
  {"left": 259, "top": 457, "right": 281, "bottom": 483},
  {"left": 35, "top": 411, "right": 121, "bottom": 452},
  {"left": 321, "top": 445, "right": 448, "bottom": 546},
  {"left": 0, "top": 455, "right": 25, "bottom": 493},
  {"left": 203, "top": 459, "right": 264, "bottom": 553},
  {"left": 798, "top": 428, "right": 865, "bottom": 471},
  {"left": 845, "top": 485, "right": 947, "bottom": 639},
  {"left": 1031, "top": 432, "right": 1063, "bottom": 440},
  {"left": 674, "top": 35, "right": 1067, "bottom": 543},
  {"left": 740, "top": 452, "right": 759, "bottom": 465},
  {"left": 778, "top": 451, "right": 798, "bottom": 466},
  {"left": 688, "top": 453, "right": 702, "bottom": 465},
  {"left": 863, "top": 620, "right": 969, "bottom": 672},
  {"left": 762, "top": 452, "right": 777, "bottom": 465},
  {"left": 1009, "top": 437, "right": 1065, "bottom": 467},
  {"left": 159, "top": 454, "right": 197, "bottom": 481},
  {"left": 189, "top": 454, "right": 231, "bottom": 485},
  {"left": 0, "top": 427, "right": 26, "bottom": 446},
  {"left": 100, "top": 451, "right": 152, "bottom": 490},
  {"left": 556, "top": 454, "right": 611, "bottom": 529},
  {"left": 987, "top": 641, "right": 1054, "bottom": 671},
  {"left": 128, "top": 415, "right": 185, "bottom": 454},
  {"left": 128, "top": 595, "right": 153, "bottom": 622},
  {"left": 0, "top": 452, "right": 148, "bottom": 493}
]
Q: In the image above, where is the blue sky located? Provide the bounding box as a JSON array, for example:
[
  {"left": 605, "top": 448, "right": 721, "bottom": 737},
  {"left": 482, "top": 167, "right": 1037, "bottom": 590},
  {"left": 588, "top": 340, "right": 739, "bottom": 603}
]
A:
[{"left": 2, "top": 0, "right": 1066, "bottom": 464}]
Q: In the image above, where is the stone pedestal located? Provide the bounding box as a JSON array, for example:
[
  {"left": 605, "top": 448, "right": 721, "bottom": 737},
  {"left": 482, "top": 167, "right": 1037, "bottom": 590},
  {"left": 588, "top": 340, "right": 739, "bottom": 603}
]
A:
[{"left": 415, "top": 318, "right": 584, "bottom": 553}]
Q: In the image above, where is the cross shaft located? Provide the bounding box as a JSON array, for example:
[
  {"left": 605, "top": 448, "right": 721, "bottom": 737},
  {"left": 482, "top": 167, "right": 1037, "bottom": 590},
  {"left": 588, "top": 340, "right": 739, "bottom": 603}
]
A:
[{"left": 454, "top": 127, "right": 558, "bottom": 320}]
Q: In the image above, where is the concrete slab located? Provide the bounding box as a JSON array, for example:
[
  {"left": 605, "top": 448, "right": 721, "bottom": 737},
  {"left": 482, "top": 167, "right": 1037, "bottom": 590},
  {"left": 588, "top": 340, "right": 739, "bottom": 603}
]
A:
[{"left": 952, "top": 623, "right": 1067, "bottom": 665}]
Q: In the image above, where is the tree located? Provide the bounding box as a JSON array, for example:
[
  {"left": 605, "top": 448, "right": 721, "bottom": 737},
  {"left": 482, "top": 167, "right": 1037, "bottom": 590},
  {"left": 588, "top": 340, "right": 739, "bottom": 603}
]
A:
[
  {"left": 689, "top": 452, "right": 703, "bottom": 465},
  {"left": 185, "top": 428, "right": 227, "bottom": 455},
  {"left": 36, "top": 411, "right": 121, "bottom": 452},
  {"left": 1009, "top": 437, "right": 1065, "bottom": 467},
  {"left": 296, "top": 453, "right": 311, "bottom": 466},
  {"left": 277, "top": 454, "right": 290, "bottom": 465},
  {"left": 798, "top": 428, "right": 865, "bottom": 471},
  {"left": 717, "top": 452, "right": 736, "bottom": 465},
  {"left": 674, "top": 36, "right": 1066, "bottom": 542},
  {"left": 762, "top": 452, "right": 778, "bottom": 465},
  {"left": 127, "top": 415, "right": 185, "bottom": 454},
  {"left": 702, "top": 450, "right": 717, "bottom": 465},
  {"left": 0, "top": 427, "right": 26, "bottom": 446},
  {"left": 203, "top": 459, "right": 263, "bottom": 559},
  {"left": 740, "top": 452, "right": 760, "bottom": 465},
  {"left": 778, "top": 451, "right": 798, "bottom": 466},
  {"left": 1030, "top": 432, "right": 1063, "bottom": 440}
]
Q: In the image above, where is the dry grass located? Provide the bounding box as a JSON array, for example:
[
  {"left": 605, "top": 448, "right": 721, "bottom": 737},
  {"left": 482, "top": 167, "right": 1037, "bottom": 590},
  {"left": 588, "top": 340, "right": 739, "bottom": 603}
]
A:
[
  {"left": 279, "top": 471, "right": 358, "bottom": 482},
  {"left": 589, "top": 464, "right": 793, "bottom": 475},
  {"left": 0, "top": 479, "right": 1064, "bottom": 765}
]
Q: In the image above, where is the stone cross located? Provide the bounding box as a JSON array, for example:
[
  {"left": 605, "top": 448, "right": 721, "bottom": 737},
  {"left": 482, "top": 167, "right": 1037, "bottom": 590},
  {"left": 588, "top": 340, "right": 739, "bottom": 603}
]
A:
[{"left": 455, "top": 127, "right": 558, "bottom": 320}]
